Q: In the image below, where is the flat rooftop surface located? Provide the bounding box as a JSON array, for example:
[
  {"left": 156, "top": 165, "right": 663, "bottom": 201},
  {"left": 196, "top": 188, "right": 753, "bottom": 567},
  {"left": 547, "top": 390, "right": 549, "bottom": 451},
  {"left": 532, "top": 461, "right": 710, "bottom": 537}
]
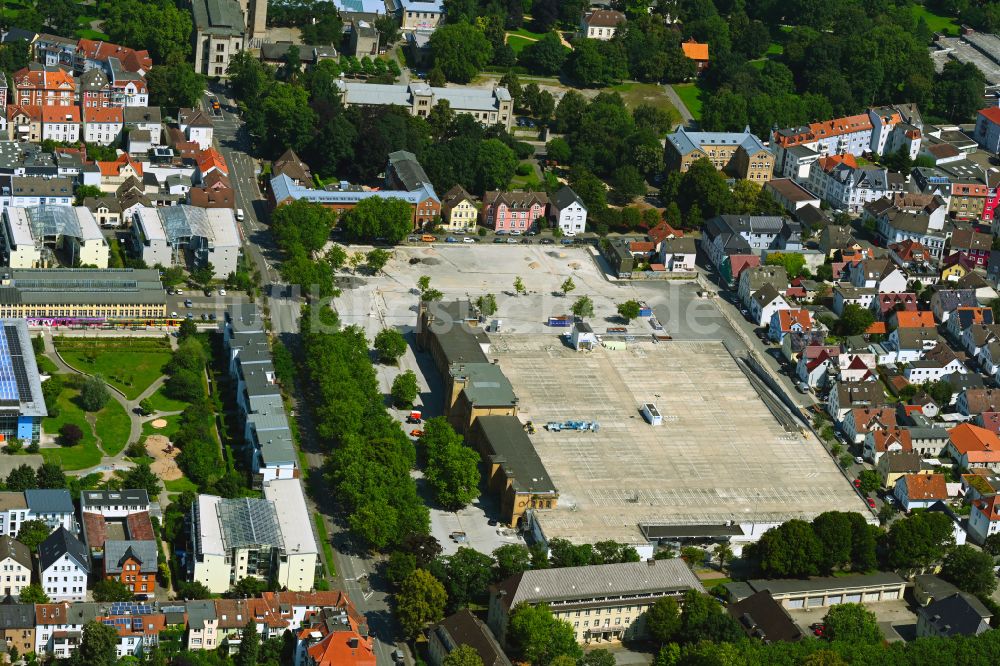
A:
[{"left": 492, "top": 336, "right": 866, "bottom": 545}]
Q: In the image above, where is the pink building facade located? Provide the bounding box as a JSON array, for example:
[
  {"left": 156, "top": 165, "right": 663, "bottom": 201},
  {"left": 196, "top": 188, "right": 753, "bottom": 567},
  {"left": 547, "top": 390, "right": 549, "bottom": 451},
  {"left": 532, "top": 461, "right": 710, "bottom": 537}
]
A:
[{"left": 482, "top": 191, "right": 549, "bottom": 232}]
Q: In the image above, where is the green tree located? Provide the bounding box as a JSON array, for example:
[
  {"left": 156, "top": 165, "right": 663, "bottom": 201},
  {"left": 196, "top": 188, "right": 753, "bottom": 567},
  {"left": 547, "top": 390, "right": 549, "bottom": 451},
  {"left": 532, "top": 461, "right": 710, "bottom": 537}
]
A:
[
  {"left": 103, "top": 0, "right": 192, "bottom": 63},
  {"left": 507, "top": 604, "right": 582, "bottom": 666},
  {"left": 940, "top": 545, "right": 998, "bottom": 597},
  {"left": 5, "top": 464, "right": 35, "bottom": 492},
  {"left": 753, "top": 519, "right": 822, "bottom": 578},
  {"left": 58, "top": 423, "right": 84, "bottom": 446},
  {"left": 271, "top": 199, "right": 336, "bottom": 256},
  {"left": 513, "top": 276, "right": 526, "bottom": 295},
  {"left": 146, "top": 63, "right": 205, "bottom": 109},
  {"left": 341, "top": 197, "right": 414, "bottom": 243},
  {"left": 837, "top": 303, "right": 876, "bottom": 337},
  {"left": 765, "top": 252, "right": 807, "bottom": 279},
  {"left": 983, "top": 532, "right": 1000, "bottom": 557},
  {"left": 228, "top": 50, "right": 274, "bottom": 103},
  {"left": 475, "top": 294, "right": 498, "bottom": 317},
  {"left": 580, "top": 649, "right": 616, "bottom": 666},
  {"left": 645, "top": 597, "right": 681, "bottom": 645},
  {"left": 387, "top": 551, "right": 417, "bottom": 588},
  {"left": 884, "top": 511, "right": 955, "bottom": 570},
  {"left": 429, "top": 21, "right": 492, "bottom": 83},
  {"left": 118, "top": 462, "right": 162, "bottom": 499},
  {"left": 74, "top": 621, "right": 119, "bottom": 666},
  {"left": 617, "top": 299, "right": 642, "bottom": 323},
  {"left": 438, "top": 547, "right": 494, "bottom": 609},
  {"left": 232, "top": 577, "right": 268, "bottom": 598},
  {"left": 520, "top": 32, "right": 568, "bottom": 75},
  {"left": 79, "top": 374, "right": 110, "bottom": 412},
  {"left": 476, "top": 139, "right": 518, "bottom": 192},
  {"left": 93, "top": 578, "right": 134, "bottom": 602},
  {"left": 235, "top": 619, "right": 259, "bottom": 666},
  {"left": 713, "top": 543, "right": 734, "bottom": 570},
  {"left": 19, "top": 584, "right": 48, "bottom": 603},
  {"left": 178, "top": 318, "right": 198, "bottom": 341},
  {"left": 560, "top": 277, "right": 575, "bottom": 296},
  {"left": 36, "top": 462, "right": 66, "bottom": 489},
  {"left": 673, "top": 158, "right": 732, "bottom": 220},
  {"left": 858, "top": 470, "right": 880, "bottom": 495},
  {"left": 17, "top": 520, "right": 51, "bottom": 551},
  {"left": 391, "top": 370, "right": 419, "bottom": 408},
  {"left": 374, "top": 328, "right": 408, "bottom": 364},
  {"left": 546, "top": 138, "right": 572, "bottom": 165},
  {"left": 422, "top": 417, "right": 481, "bottom": 510},
  {"left": 493, "top": 544, "right": 532, "bottom": 580},
  {"left": 443, "top": 644, "right": 484, "bottom": 666},
  {"left": 74, "top": 184, "right": 103, "bottom": 206},
  {"left": 397, "top": 569, "right": 448, "bottom": 638},
  {"left": 246, "top": 83, "right": 317, "bottom": 158},
  {"left": 823, "top": 603, "right": 881, "bottom": 644},
  {"left": 176, "top": 581, "right": 213, "bottom": 600},
  {"left": 571, "top": 296, "right": 594, "bottom": 319}
]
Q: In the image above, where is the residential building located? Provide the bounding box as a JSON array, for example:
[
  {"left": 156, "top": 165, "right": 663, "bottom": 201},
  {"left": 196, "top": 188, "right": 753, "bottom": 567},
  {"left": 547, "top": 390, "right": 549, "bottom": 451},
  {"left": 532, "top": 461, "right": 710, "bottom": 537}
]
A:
[
  {"left": 660, "top": 237, "right": 697, "bottom": 273},
  {"left": 948, "top": 229, "right": 992, "bottom": 268},
  {"left": 337, "top": 81, "right": 513, "bottom": 130},
  {"left": 664, "top": 126, "right": 774, "bottom": 182},
  {"left": 349, "top": 20, "right": 380, "bottom": 57},
  {"left": 877, "top": 451, "right": 926, "bottom": 487},
  {"left": 894, "top": 473, "right": 948, "bottom": 511},
  {"left": 0, "top": 535, "right": 31, "bottom": 597},
  {"left": 26, "top": 489, "right": 75, "bottom": 533},
  {"left": 866, "top": 193, "right": 951, "bottom": 260},
  {"left": 0, "top": 267, "right": 167, "bottom": 321},
  {"left": 750, "top": 284, "right": 789, "bottom": 327},
  {"left": 400, "top": 0, "right": 444, "bottom": 30},
  {"left": 957, "top": 388, "right": 1000, "bottom": 416},
  {"left": 768, "top": 308, "right": 812, "bottom": 343},
  {"left": 269, "top": 173, "right": 440, "bottom": 229},
  {"left": 738, "top": 266, "right": 788, "bottom": 307},
  {"left": 579, "top": 9, "right": 625, "bottom": 40},
  {"left": 842, "top": 407, "right": 896, "bottom": 445},
  {"left": 297, "top": 603, "right": 375, "bottom": 666},
  {"left": 805, "top": 154, "right": 904, "bottom": 213},
  {"left": 482, "top": 191, "right": 548, "bottom": 233},
  {"left": 440, "top": 186, "right": 478, "bottom": 232},
  {"left": 271, "top": 148, "right": 311, "bottom": 185},
  {"left": 945, "top": 423, "right": 1000, "bottom": 471},
  {"left": 968, "top": 495, "right": 1000, "bottom": 544},
  {"left": 104, "top": 540, "right": 158, "bottom": 596},
  {"left": 917, "top": 593, "right": 992, "bottom": 638},
  {"left": 827, "top": 381, "right": 885, "bottom": 422},
  {"left": 12, "top": 65, "right": 76, "bottom": 107},
  {"left": 863, "top": 427, "right": 912, "bottom": 464},
  {"left": 701, "top": 215, "right": 801, "bottom": 268},
  {"left": 930, "top": 288, "right": 978, "bottom": 323},
  {"left": 38, "top": 527, "right": 89, "bottom": 602},
  {"left": 488, "top": 559, "right": 705, "bottom": 646},
  {"left": 188, "top": 479, "right": 317, "bottom": 593},
  {"left": 177, "top": 108, "right": 214, "bottom": 150},
  {"left": 0, "top": 603, "right": 35, "bottom": 657},
  {"left": 0, "top": 205, "right": 109, "bottom": 268},
  {"left": 191, "top": 0, "right": 246, "bottom": 77},
  {"left": 680, "top": 39, "right": 709, "bottom": 72},
  {"left": 848, "top": 259, "right": 907, "bottom": 293},
  {"left": 974, "top": 106, "right": 1000, "bottom": 153},
  {"left": 429, "top": 610, "right": 511, "bottom": 666},
  {"left": 39, "top": 106, "right": 79, "bottom": 143},
  {"left": 550, "top": 186, "right": 587, "bottom": 235},
  {"left": 82, "top": 106, "right": 123, "bottom": 146},
  {"left": 75, "top": 38, "right": 152, "bottom": 76}
]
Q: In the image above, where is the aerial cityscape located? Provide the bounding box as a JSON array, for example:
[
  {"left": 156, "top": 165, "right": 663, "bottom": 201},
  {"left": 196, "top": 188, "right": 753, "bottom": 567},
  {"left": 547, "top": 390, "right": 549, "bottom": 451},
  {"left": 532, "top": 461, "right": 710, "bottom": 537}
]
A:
[{"left": 0, "top": 0, "right": 994, "bottom": 664}]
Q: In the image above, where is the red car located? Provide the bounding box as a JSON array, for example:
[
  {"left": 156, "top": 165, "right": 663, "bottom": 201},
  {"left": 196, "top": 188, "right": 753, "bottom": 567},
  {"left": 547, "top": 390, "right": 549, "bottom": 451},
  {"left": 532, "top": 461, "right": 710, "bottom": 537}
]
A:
[
  {"left": 853, "top": 478, "right": 862, "bottom": 488},
  {"left": 810, "top": 623, "right": 825, "bottom": 637},
  {"left": 867, "top": 498, "right": 876, "bottom": 508}
]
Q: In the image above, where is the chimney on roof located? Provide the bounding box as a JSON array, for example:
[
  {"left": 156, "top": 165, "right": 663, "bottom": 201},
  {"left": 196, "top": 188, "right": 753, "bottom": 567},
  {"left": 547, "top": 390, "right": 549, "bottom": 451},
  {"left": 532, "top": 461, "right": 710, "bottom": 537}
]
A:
[{"left": 348, "top": 637, "right": 359, "bottom": 648}]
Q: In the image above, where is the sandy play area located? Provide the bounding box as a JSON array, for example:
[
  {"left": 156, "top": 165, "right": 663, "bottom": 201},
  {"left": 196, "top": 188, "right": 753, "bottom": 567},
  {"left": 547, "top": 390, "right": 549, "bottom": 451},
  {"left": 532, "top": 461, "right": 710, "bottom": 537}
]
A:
[{"left": 145, "top": 434, "right": 182, "bottom": 481}]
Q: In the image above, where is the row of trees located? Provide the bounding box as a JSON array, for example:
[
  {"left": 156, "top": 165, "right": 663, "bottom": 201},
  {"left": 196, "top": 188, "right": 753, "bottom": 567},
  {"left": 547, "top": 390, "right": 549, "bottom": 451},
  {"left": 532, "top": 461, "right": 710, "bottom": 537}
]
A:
[
  {"left": 420, "top": 417, "right": 481, "bottom": 510},
  {"left": 745, "top": 511, "right": 878, "bottom": 578},
  {"left": 300, "top": 318, "right": 429, "bottom": 550}
]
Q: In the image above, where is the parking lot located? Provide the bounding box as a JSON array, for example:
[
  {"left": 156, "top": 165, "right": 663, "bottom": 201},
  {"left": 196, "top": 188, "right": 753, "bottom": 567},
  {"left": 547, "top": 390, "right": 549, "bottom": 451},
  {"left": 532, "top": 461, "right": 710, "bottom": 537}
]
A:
[{"left": 788, "top": 600, "right": 917, "bottom": 643}]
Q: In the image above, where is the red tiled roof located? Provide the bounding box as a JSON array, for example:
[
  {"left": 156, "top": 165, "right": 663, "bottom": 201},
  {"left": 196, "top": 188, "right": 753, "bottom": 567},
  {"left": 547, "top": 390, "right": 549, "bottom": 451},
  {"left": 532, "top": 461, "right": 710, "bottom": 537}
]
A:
[
  {"left": 894, "top": 311, "right": 936, "bottom": 329},
  {"left": 77, "top": 38, "right": 152, "bottom": 73},
  {"left": 97, "top": 153, "right": 143, "bottom": 177},
  {"left": 681, "top": 39, "right": 709, "bottom": 61},
  {"left": 865, "top": 322, "right": 887, "bottom": 335},
  {"left": 727, "top": 254, "right": 760, "bottom": 280},
  {"left": 83, "top": 106, "right": 123, "bottom": 123},
  {"left": 82, "top": 513, "right": 107, "bottom": 549},
  {"left": 126, "top": 512, "right": 155, "bottom": 540},
  {"left": 629, "top": 241, "right": 654, "bottom": 253},
  {"left": 40, "top": 105, "right": 79, "bottom": 123},
  {"left": 949, "top": 423, "right": 1000, "bottom": 454},
  {"left": 980, "top": 107, "right": 1000, "bottom": 126},
  {"left": 774, "top": 114, "right": 876, "bottom": 149},
  {"left": 872, "top": 427, "right": 912, "bottom": 453},
  {"left": 975, "top": 495, "right": 1000, "bottom": 520},
  {"left": 777, "top": 308, "right": 812, "bottom": 332},
  {"left": 902, "top": 473, "right": 947, "bottom": 500},
  {"left": 647, "top": 220, "right": 682, "bottom": 245},
  {"left": 197, "top": 147, "right": 228, "bottom": 176}
]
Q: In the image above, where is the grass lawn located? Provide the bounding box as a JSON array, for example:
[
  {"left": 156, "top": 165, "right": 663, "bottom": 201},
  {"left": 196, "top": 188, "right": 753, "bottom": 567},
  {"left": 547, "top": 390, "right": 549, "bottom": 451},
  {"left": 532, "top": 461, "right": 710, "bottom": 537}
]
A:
[
  {"left": 145, "top": 385, "right": 189, "bottom": 414},
  {"left": 142, "top": 414, "right": 181, "bottom": 440},
  {"left": 41, "top": 386, "right": 102, "bottom": 470},
  {"left": 95, "top": 399, "right": 131, "bottom": 456},
  {"left": 612, "top": 81, "right": 681, "bottom": 118},
  {"left": 36, "top": 355, "right": 59, "bottom": 376},
  {"left": 508, "top": 27, "right": 546, "bottom": 40},
  {"left": 506, "top": 35, "right": 534, "bottom": 54},
  {"left": 910, "top": 4, "right": 960, "bottom": 34},
  {"left": 671, "top": 83, "right": 704, "bottom": 120},
  {"left": 766, "top": 41, "right": 783, "bottom": 56},
  {"left": 315, "top": 513, "right": 336, "bottom": 577},
  {"left": 56, "top": 338, "right": 172, "bottom": 400},
  {"left": 164, "top": 477, "right": 198, "bottom": 493}
]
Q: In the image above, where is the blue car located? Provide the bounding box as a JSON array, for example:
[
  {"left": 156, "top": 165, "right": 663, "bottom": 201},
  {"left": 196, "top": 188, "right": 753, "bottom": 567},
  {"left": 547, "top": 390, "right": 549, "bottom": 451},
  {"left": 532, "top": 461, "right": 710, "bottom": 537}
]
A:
[
  {"left": 560, "top": 238, "right": 573, "bottom": 245},
  {"left": 445, "top": 236, "right": 458, "bottom": 243}
]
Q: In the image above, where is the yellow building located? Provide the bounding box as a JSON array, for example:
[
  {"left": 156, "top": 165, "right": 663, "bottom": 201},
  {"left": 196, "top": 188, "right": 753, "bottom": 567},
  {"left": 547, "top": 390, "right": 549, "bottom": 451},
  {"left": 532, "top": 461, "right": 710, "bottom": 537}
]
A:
[
  {"left": 440, "top": 185, "right": 478, "bottom": 232},
  {"left": 664, "top": 126, "right": 774, "bottom": 182}
]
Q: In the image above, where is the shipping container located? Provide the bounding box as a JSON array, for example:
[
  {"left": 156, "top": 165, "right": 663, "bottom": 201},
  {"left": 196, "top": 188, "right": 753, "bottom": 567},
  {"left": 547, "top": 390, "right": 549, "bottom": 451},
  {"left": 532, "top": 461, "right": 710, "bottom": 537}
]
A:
[{"left": 548, "top": 315, "right": 573, "bottom": 327}]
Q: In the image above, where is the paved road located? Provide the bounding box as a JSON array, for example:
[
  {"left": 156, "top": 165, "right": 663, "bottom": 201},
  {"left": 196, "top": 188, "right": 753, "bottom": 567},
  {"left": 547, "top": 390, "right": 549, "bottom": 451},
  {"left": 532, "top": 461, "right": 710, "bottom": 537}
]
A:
[{"left": 663, "top": 84, "right": 695, "bottom": 127}]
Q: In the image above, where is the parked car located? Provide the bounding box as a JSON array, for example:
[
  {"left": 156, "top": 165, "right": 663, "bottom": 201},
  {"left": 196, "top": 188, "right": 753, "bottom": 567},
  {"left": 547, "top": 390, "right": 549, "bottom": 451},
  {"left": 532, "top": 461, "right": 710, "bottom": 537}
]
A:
[
  {"left": 184, "top": 299, "right": 193, "bottom": 308},
  {"left": 867, "top": 498, "right": 876, "bottom": 508},
  {"left": 510, "top": 230, "right": 522, "bottom": 236},
  {"left": 445, "top": 236, "right": 458, "bottom": 243},
  {"left": 218, "top": 289, "right": 226, "bottom": 296},
  {"left": 493, "top": 237, "right": 506, "bottom": 244},
  {"left": 463, "top": 237, "right": 474, "bottom": 243},
  {"left": 855, "top": 456, "right": 864, "bottom": 464},
  {"left": 506, "top": 237, "right": 518, "bottom": 244},
  {"left": 408, "top": 235, "right": 420, "bottom": 242},
  {"left": 541, "top": 238, "right": 554, "bottom": 244},
  {"left": 560, "top": 238, "right": 573, "bottom": 245}
]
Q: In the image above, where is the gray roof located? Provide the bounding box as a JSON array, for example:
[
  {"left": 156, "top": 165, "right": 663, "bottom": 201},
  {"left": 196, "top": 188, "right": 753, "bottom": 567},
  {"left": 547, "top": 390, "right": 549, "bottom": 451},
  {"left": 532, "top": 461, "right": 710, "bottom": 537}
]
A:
[
  {"left": 0, "top": 268, "right": 166, "bottom": 307},
  {"left": 666, "top": 126, "right": 771, "bottom": 157},
  {"left": 498, "top": 559, "right": 705, "bottom": 610},
  {"left": 434, "top": 610, "right": 512, "bottom": 666},
  {"left": 387, "top": 150, "right": 431, "bottom": 191},
  {"left": 552, "top": 186, "right": 585, "bottom": 212},
  {"left": 662, "top": 237, "right": 697, "bottom": 255},
  {"left": 0, "top": 603, "right": 35, "bottom": 629},
  {"left": 271, "top": 173, "right": 438, "bottom": 207},
  {"left": 80, "top": 489, "right": 149, "bottom": 511},
  {"left": 104, "top": 540, "right": 159, "bottom": 574},
  {"left": 25, "top": 488, "right": 72, "bottom": 514},
  {"left": 475, "top": 416, "right": 555, "bottom": 495},
  {"left": 337, "top": 80, "right": 511, "bottom": 112},
  {"left": 191, "top": 0, "right": 245, "bottom": 33},
  {"left": 747, "top": 573, "right": 905, "bottom": 596},
  {"left": 123, "top": 106, "right": 162, "bottom": 124},
  {"left": 38, "top": 526, "right": 89, "bottom": 572},
  {"left": 915, "top": 574, "right": 960, "bottom": 601},
  {"left": 185, "top": 599, "right": 217, "bottom": 625},
  {"left": 0, "top": 535, "right": 30, "bottom": 569},
  {"left": 458, "top": 363, "right": 516, "bottom": 408},
  {"left": 918, "top": 592, "right": 992, "bottom": 636},
  {"left": 217, "top": 497, "right": 283, "bottom": 550}
]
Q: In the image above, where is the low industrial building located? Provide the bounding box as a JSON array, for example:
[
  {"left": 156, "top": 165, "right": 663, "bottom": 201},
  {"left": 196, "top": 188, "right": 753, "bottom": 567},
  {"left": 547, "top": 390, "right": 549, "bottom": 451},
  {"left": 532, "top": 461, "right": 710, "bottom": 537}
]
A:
[
  {"left": 488, "top": 559, "right": 705, "bottom": 646},
  {"left": 336, "top": 81, "right": 513, "bottom": 130},
  {"left": 0, "top": 206, "right": 109, "bottom": 268},
  {"left": 0, "top": 319, "right": 45, "bottom": 443},
  {"left": 724, "top": 573, "right": 906, "bottom": 609},
  {"left": 0, "top": 268, "right": 167, "bottom": 321},
  {"left": 188, "top": 479, "right": 317, "bottom": 593},
  {"left": 130, "top": 206, "right": 240, "bottom": 279}
]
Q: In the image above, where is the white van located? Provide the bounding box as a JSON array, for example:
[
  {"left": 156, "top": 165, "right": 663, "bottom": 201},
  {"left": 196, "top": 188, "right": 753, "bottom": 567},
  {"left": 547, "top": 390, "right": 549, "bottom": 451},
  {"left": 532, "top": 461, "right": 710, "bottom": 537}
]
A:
[{"left": 235, "top": 208, "right": 245, "bottom": 221}]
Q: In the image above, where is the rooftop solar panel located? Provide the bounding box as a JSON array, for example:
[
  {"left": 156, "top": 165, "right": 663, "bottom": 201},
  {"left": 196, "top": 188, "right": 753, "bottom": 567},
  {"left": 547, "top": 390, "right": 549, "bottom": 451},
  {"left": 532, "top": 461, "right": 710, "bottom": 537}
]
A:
[{"left": 0, "top": 326, "right": 19, "bottom": 403}]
